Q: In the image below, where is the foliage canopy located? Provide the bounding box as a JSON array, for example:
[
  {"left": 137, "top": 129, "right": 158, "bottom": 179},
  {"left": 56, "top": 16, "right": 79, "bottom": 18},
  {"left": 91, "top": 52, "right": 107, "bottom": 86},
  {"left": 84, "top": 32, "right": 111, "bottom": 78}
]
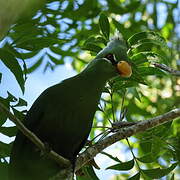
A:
[{"left": 0, "top": 0, "right": 179, "bottom": 179}]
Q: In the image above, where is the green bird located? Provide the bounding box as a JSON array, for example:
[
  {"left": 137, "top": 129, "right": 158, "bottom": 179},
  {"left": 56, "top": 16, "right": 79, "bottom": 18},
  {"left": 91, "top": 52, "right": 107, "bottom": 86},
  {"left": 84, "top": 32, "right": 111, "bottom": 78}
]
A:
[{"left": 9, "top": 37, "right": 132, "bottom": 180}]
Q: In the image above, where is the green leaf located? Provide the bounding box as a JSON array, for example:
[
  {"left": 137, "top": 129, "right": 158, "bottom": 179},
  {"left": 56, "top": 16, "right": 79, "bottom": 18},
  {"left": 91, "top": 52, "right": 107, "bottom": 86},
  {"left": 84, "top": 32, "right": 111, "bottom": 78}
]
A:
[
  {"left": 96, "top": 36, "right": 107, "bottom": 45},
  {"left": 112, "top": 19, "right": 130, "bottom": 40},
  {"left": 13, "top": 98, "right": 27, "bottom": 107},
  {"left": 101, "top": 151, "right": 121, "bottom": 162},
  {"left": 127, "top": 42, "right": 163, "bottom": 57},
  {"left": 170, "top": 174, "right": 174, "bottom": 180},
  {"left": 137, "top": 153, "right": 157, "bottom": 163},
  {"left": 0, "top": 97, "right": 10, "bottom": 126},
  {"left": 12, "top": 108, "right": 25, "bottom": 121},
  {"left": 82, "top": 43, "right": 102, "bottom": 53},
  {"left": 50, "top": 46, "right": 76, "bottom": 57},
  {"left": 0, "top": 126, "right": 17, "bottom": 137},
  {"left": 0, "top": 141, "right": 11, "bottom": 157},
  {"left": 131, "top": 38, "right": 167, "bottom": 50},
  {"left": 20, "top": 51, "right": 40, "bottom": 59},
  {"left": 128, "top": 87, "right": 141, "bottom": 102},
  {"left": 48, "top": 54, "right": 64, "bottom": 65},
  {"left": 106, "top": 159, "right": 134, "bottom": 171},
  {"left": 127, "top": 31, "right": 167, "bottom": 48},
  {"left": 138, "top": 67, "right": 166, "bottom": 76},
  {"left": 107, "top": 0, "right": 140, "bottom": 14},
  {"left": 76, "top": 165, "right": 99, "bottom": 180},
  {"left": 0, "top": 162, "right": 8, "bottom": 180},
  {"left": 16, "top": 37, "right": 64, "bottom": 51},
  {"left": 129, "top": 52, "right": 168, "bottom": 65},
  {"left": 0, "top": 49, "right": 24, "bottom": 93},
  {"left": 99, "top": 13, "right": 110, "bottom": 40},
  {"left": 27, "top": 56, "right": 43, "bottom": 73},
  {"left": 128, "top": 172, "right": 140, "bottom": 180},
  {"left": 142, "top": 163, "right": 178, "bottom": 179},
  {"left": 84, "top": 36, "right": 107, "bottom": 46}
]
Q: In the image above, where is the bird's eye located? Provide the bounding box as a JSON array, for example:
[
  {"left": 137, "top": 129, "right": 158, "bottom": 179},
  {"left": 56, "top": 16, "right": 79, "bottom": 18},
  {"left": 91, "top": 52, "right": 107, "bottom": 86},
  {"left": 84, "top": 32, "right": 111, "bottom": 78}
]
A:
[{"left": 105, "top": 53, "right": 117, "bottom": 65}]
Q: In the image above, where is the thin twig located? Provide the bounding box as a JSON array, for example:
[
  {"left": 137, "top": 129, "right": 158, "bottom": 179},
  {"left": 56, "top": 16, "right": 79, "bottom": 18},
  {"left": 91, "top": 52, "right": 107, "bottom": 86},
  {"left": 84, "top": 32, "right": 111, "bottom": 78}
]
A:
[
  {"left": 110, "top": 91, "right": 116, "bottom": 122},
  {"left": 153, "top": 63, "right": 180, "bottom": 76},
  {"left": 0, "top": 102, "right": 71, "bottom": 168},
  {"left": 75, "top": 108, "right": 180, "bottom": 171}
]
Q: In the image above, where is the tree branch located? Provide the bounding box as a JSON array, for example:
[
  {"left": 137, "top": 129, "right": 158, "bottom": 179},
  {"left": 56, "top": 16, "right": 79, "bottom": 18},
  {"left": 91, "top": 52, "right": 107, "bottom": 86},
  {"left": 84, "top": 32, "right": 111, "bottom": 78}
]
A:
[
  {"left": 0, "top": 102, "right": 71, "bottom": 168},
  {"left": 1, "top": 101, "right": 179, "bottom": 175},
  {"left": 75, "top": 108, "right": 180, "bottom": 171},
  {"left": 153, "top": 63, "right": 180, "bottom": 76}
]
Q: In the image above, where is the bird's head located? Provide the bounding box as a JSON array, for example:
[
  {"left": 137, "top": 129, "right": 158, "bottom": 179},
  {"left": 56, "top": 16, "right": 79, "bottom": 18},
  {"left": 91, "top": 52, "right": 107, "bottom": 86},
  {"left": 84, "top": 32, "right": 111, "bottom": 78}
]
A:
[
  {"left": 82, "top": 37, "right": 132, "bottom": 80},
  {"left": 95, "top": 37, "right": 132, "bottom": 78}
]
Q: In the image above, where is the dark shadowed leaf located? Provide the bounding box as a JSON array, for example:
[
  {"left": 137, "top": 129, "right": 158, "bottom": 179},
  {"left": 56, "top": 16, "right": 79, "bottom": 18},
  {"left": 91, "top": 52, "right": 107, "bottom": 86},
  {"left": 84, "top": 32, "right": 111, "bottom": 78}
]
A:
[
  {"left": 20, "top": 51, "right": 40, "bottom": 59},
  {"left": 106, "top": 159, "right": 134, "bottom": 171},
  {"left": 107, "top": 0, "right": 140, "bottom": 14},
  {"left": 101, "top": 151, "right": 121, "bottom": 162},
  {"left": 27, "top": 56, "right": 44, "bottom": 73},
  {"left": 76, "top": 165, "right": 99, "bottom": 180},
  {"left": 82, "top": 43, "right": 102, "bottom": 53},
  {"left": 138, "top": 67, "right": 167, "bottom": 76},
  {"left": 142, "top": 163, "right": 178, "bottom": 179},
  {"left": 16, "top": 37, "right": 64, "bottom": 51},
  {"left": 0, "top": 49, "right": 25, "bottom": 93},
  {"left": 0, "top": 162, "right": 8, "bottom": 180},
  {"left": 0, "top": 97, "right": 10, "bottom": 126},
  {"left": 137, "top": 153, "right": 157, "bottom": 163},
  {"left": 13, "top": 98, "right": 27, "bottom": 107},
  {"left": 0, "top": 141, "right": 11, "bottom": 157},
  {"left": 0, "top": 126, "right": 17, "bottom": 137},
  {"left": 99, "top": 13, "right": 110, "bottom": 40},
  {"left": 48, "top": 54, "right": 64, "bottom": 65}
]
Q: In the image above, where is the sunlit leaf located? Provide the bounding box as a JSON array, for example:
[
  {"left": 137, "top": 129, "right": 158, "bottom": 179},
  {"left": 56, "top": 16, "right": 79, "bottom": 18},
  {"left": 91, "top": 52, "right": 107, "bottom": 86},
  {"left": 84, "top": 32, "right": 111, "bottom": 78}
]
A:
[
  {"left": 127, "top": 31, "right": 167, "bottom": 48},
  {"left": 129, "top": 52, "right": 168, "bottom": 65},
  {"left": 128, "top": 172, "right": 140, "bottom": 180},
  {"left": 170, "top": 174, "right": 174, "bottom": 180}
]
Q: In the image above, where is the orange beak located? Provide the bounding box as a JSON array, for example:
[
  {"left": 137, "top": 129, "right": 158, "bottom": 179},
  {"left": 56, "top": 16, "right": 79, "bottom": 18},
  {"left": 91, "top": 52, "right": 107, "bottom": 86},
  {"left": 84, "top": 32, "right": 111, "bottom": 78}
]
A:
[{"left": 116, "top": 61, "right": 132, "bottom": 78}]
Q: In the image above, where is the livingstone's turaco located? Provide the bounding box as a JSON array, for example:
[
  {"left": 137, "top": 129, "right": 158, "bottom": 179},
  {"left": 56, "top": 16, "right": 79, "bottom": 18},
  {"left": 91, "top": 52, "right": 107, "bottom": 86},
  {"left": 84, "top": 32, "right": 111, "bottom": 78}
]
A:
[{"left": 9, "top": 37, "right": 132, "bottom": 180}]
